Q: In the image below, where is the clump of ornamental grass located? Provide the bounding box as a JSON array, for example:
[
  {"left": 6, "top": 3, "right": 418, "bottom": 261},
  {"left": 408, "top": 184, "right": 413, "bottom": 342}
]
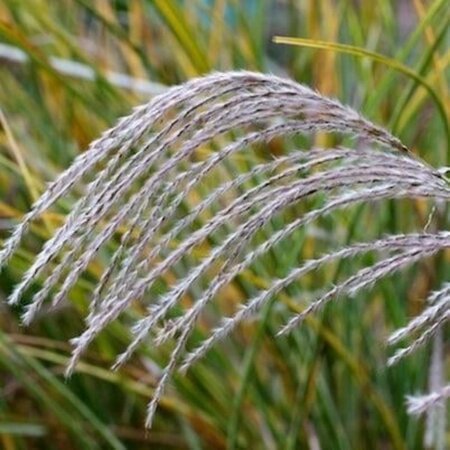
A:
[{"left": 0, "top": 71, "right": 448, "bottom": 429}]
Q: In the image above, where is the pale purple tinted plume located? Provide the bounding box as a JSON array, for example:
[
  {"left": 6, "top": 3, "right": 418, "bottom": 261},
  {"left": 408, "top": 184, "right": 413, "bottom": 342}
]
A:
[{"left": 1, "top": 71, "right": 448, "bottom": 428}]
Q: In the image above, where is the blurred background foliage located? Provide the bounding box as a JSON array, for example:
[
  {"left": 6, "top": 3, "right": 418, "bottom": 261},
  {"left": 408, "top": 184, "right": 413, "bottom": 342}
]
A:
[{"left": 0, "top": 0, "right": 448, "bottom": 449}]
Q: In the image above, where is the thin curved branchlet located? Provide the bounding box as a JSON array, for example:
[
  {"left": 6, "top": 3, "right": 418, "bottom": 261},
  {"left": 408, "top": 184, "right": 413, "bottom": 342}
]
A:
[
  {"left": 387, "top": 283, "right": 450, "bottom": 367},
  {"left": 407, "top": 385, "right": 450, "bottom": 416},
  {"left": 388, "top": 283, "right": 450, "bottom": 348},
  {"left": 387, "top": 308, "right": 450, "bottom": 366},
  {"left": 1, "top": 71, "right": 448, "bottom": 429}
]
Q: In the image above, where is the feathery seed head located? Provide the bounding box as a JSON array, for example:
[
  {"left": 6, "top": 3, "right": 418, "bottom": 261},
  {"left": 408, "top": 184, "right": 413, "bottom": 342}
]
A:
[{"left": 1, "top": 71, "right": 448, "bottom": 428}]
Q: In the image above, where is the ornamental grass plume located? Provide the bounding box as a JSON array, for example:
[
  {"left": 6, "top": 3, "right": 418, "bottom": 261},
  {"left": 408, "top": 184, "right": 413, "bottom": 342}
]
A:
[{"left": 0, "top": 71, "right": 448, "bottom": 428}]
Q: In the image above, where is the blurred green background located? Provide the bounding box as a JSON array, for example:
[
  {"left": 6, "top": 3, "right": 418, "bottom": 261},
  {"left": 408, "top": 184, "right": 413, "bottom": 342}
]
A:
[{"left": 0, "top": 1, "right": 448, "bottom": 449}]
